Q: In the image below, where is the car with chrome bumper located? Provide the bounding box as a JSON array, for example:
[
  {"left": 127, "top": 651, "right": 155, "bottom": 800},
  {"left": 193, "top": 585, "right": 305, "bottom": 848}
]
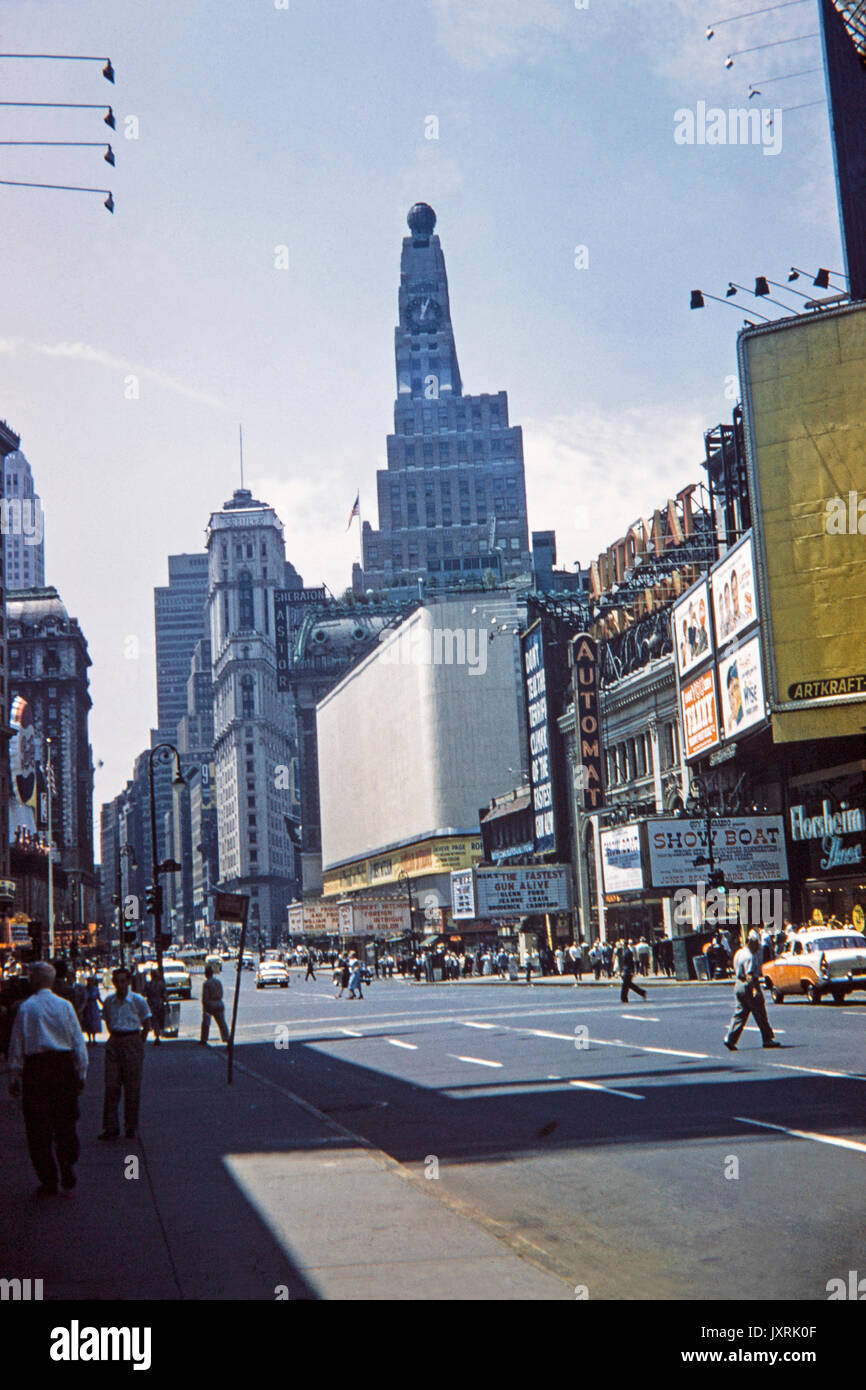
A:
[{"left": 763, "top": 928, "right": 866, "bottom": 1004}]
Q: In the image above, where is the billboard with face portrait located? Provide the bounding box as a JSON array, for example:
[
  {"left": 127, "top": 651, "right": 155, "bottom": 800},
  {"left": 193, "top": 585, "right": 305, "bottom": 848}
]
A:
[
  {"left": 711, "top": 533, "right": 757, "bottom": 648},
  {"left": 672, "top": 580, "right": 713, "bottom": 680},
  {"left": 718, "top": 635, "right": 766, "bottom": 739}
]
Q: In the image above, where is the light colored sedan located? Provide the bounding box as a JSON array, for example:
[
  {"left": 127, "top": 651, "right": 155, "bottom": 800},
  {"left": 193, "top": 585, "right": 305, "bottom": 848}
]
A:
[
  {"left": 256, "top": 961, "right": 289, "bottom": 989},
  {"left": 763, "top": 928, "right": 866, "bottom": 1004}
]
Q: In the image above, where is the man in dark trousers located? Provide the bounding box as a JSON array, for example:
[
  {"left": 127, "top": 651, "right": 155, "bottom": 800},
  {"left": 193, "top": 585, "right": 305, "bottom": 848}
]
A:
[
  {"left": 724, "top": 931, "right": 781, "bottom": 1051},
  {"left": 620, "top": 941, "right": 648, "bottom": 1002},
  {"left": 7, "top": 961, "right": 88, "bottom": 1195},
  {"left": 304, "top": 953, "right": 317, "bottom": 982},
  {"left": 200, "top": 964, "right": 230, "bottom": 1043},
  {"left": 100, "top": 967, "right": 151, "bottom": 1140}
]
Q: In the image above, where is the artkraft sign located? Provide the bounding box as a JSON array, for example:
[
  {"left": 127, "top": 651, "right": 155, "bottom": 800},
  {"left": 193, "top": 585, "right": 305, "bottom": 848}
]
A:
[{"left": 648, "top": 815, "right": 787, "bottom": 887}]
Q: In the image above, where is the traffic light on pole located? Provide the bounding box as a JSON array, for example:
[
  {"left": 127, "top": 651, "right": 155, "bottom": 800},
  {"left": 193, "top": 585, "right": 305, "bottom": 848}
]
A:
[
  {"left": 144, "top": 884, "right": 163, "bottom": 917},
  {"left": 708, "top": 868, "right": 726, "bottom": 890}
]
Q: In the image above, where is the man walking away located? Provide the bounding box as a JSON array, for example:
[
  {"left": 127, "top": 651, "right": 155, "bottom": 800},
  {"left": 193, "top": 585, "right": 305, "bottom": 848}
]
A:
[
  {"left": 100, "top": 968, "right": 151, "bottom": 1140},
  {"left": 144, "top": 968, "right": 167, "bottom": 1045},
  {"left": 524, "top": 950, "right": 534, "bottom": 986},
  {"left": 304, "top": 954, "right": 317, "bottom": 982},
  {"left": 200, "top": 964, "right": 230, "bottom": 1044},
  {"left": 724, "top": 931, "right": 781, "bottom": 1051},
  {"left": 7, "top": 962, "right": 88, "bottom": 1196},
  {"left": 620, "top": 942, "right": 648, "bottom": 1003}
]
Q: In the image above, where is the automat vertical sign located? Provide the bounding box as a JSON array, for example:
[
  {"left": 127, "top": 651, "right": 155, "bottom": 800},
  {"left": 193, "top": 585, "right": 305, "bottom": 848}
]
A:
[
  {"left": 522, "top": 622, "right": 556, "bottom": 855},
  {"left": 572, "top": 634, "right": 605, "bottom": 810}
]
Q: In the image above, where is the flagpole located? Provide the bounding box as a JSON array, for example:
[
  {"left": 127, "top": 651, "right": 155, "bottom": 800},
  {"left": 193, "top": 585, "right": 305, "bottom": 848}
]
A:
[
  {"left": 46, "top": 738, "right": 54, "bottom": 959},
  {"left": 356, "top": 491, "right": 363, "bottom": 566}
]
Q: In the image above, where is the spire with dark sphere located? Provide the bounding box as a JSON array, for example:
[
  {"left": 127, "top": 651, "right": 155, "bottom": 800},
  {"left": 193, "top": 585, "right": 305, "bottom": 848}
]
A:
[{"left": 407, "top": 202, "right": 436, "bottom": 240}]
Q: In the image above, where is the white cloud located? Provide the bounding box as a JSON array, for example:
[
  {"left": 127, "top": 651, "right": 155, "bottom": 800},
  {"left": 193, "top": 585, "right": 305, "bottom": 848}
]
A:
[
  {"left": 522, "top": 404, "right": 708, "bottom": 570},
  {"left": 37, "top": 341, "right": 228, "bottom": 409},
  {"left": 431, "top": 0, "right": 566, "bottom": 69}
]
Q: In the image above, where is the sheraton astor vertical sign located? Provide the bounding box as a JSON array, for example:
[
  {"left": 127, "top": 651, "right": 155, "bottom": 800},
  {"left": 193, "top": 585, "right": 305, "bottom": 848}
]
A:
[{"left": 572, "top": 634, "right": 605, "bottom": 810}]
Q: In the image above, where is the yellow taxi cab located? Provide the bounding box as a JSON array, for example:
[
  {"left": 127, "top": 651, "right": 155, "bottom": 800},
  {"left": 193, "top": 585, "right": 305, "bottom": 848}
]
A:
[{"left": 763, "top": 927, "right": 866, "bottom": 1005}]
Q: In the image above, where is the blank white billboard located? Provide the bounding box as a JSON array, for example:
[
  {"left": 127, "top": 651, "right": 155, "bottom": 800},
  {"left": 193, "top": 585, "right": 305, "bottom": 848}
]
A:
[{"left": 317, "top": 597, "right": 527, "bottom": 870}]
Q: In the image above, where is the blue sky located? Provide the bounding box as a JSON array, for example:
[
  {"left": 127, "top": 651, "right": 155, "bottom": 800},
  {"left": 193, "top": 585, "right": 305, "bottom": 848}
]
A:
[{"left": 0, "top": 0, "right": 842, "bottom": 826}]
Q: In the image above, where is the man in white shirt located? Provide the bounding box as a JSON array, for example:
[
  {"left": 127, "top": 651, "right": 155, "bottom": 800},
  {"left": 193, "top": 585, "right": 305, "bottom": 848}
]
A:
[
  {"left": 100, "top": 967, "right": 151, "bottom": 1140},
  {"left": 724, "top": 930, "right": 781, "bottom": 1051},
  {"left": 7, "top": 961, "right": 88, "bottom": 1196}
]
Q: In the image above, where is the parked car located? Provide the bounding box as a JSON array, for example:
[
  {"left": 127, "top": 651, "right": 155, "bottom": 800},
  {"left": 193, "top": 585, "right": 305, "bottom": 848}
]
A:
[
  {"left": 256, "top": 960, "right": 289, "bottom": 989},
  {"left": 763, "top": 928, "right": 866, "bottom": 1004}
]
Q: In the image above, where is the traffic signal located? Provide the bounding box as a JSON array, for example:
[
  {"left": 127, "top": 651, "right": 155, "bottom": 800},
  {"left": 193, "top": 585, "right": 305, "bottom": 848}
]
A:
[
  {"left": 144, "top": 885, "right": 163, "bottom": 917},
  {"left": 708, "top": 868, "right": 726, "bottom": 890},
  {"left": 123, "top": 925, "right": 138, "bottom": 944}
]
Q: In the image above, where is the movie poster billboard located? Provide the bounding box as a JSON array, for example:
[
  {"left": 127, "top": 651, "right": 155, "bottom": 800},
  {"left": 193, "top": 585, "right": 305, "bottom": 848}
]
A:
[
  {"left": 648, "top": 815, "right": 788, "bottom": 887},
  {"left": 672, "top": 580, "right": 713, "bottom": 680},
  {"left": 681, "top": 668, "right": 721, "bottom": 759},
  {"left": 718, "top": 636, "right": 766, "bottom": 739},
  {"left": 600, "top": 825, "right": 644, "bottom": 894},
  {"left": 711, "top": 533, "right": 757, "bottom": 648}
]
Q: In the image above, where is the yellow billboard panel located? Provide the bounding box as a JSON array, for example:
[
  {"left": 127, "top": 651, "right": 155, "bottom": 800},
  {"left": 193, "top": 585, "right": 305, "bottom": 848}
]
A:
[
  {"left": 322, "top": 835, "right": 484, "bottom": 897},
  {"left": 739, "top": 303, "right": 866, "bottom": 742}
]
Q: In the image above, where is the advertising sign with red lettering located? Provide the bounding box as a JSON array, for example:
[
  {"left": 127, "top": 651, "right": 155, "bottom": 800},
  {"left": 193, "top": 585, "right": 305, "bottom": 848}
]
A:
[
  {"left": 647, "top": 815, "right": 788, "bottom": 887},
  {"left": 572, "top": 633, "right": 605, "bottom": 811},
  {"left": 681, "top": 668, "right": 721, "bottom": 760}
]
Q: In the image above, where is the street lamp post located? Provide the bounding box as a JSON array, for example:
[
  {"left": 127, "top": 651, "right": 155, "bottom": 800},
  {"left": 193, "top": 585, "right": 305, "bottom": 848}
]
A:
[
  {"left": 115, "top": 843, "right": 137, "bottom": 969},
  {"left": 148, "top": 743, "right": 184, "bottom": 979}
]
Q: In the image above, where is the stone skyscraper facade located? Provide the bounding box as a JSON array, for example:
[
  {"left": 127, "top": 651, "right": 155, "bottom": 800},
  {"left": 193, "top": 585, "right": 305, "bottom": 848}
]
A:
[
  {"left": 2, "top": 447, "right": 44, "bottom": 591},
  {"left": 206, "top": 488, "right": 302, "bottom": 945},
  {"left": 362, "top": 204, "right": 531, "bottom": 590}
]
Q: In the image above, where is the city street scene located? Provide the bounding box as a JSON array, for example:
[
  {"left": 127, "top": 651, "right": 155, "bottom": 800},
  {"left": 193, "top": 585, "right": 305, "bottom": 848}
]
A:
[{"left": 0, "top": 0, "right": 865, "bottom": 1350}]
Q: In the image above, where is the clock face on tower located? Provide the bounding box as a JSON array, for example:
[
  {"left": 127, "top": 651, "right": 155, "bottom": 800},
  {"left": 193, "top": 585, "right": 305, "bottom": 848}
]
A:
[{"left": 406, "top": 295, "right": 443, "bottom": 334}]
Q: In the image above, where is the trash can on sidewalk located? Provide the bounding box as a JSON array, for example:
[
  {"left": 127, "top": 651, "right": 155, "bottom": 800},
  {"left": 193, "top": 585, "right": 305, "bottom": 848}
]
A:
[{"left": 163, "top": 1001, "right": 181, "bottom": 1038}]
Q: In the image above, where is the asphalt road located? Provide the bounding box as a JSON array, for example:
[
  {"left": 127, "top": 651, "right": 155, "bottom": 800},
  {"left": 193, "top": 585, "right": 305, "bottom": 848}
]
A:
[{"left": 204, "top": 969, "right": 866, "bottom": 1300}]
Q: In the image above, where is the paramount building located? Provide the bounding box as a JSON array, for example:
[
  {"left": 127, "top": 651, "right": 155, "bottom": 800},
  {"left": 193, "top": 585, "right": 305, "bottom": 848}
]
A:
[{"left": 361, "top": 204, "right": 531, "bottom": 591}]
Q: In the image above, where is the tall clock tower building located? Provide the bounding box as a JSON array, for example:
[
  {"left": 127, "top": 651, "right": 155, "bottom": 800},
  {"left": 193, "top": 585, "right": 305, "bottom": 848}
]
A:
[{"left": 362, "top": 204, "right": 531, "bottom": 590}]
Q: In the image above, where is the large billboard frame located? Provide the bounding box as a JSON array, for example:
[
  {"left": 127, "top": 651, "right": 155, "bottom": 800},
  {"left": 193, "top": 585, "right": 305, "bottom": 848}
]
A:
[{"left": 738, "top": 303, "right": 866, "bottom": 720}]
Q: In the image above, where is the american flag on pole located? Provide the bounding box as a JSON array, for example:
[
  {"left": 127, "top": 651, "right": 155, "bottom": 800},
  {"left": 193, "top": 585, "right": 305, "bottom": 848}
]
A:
[{"left": 346, "top": 491, "right": 360, "bottom": 531}]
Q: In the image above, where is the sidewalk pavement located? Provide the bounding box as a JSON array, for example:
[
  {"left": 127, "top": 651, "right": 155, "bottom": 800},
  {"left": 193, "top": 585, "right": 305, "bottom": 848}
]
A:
[{"left": 0, "top": 1022, "right": 571, "bottom": 1301}]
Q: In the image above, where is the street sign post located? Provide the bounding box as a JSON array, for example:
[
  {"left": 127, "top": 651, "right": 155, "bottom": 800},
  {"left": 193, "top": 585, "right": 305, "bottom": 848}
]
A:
[{"left": 216, "top": 891, "right": 250, "bottom": 1085}]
